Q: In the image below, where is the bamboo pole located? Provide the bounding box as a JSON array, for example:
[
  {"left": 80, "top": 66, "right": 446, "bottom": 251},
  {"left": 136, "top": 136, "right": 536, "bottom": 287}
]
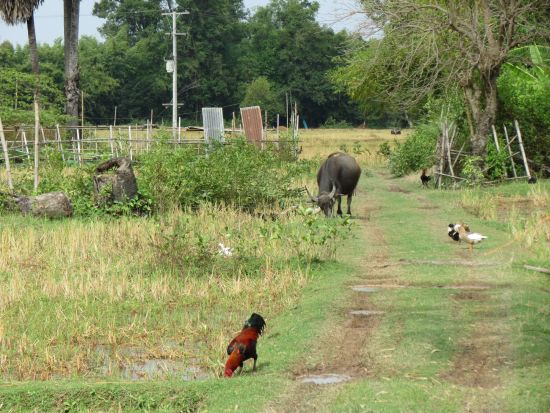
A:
[
  {"left": 503, "top": 125, "right": 517, "bottom": 178},
  {"left": 491, "top": 125, "right": 500, "bottom": 152},
  {"left": 128, "top": 125, "right": 133, "bottom": 160},
  {"left": 55, "top": 124, "right": 65, "bottom": 162},
  {"left": 276, "top": 113, "right": 280, "bottom": 142},
  {"left": 445, "top": 122, "right": 455, "bottom": 177},
  {"left": 434, "top": 172, "right": 467, "bottom": 181},
  {"left": 22, "top": 130, "right": 30, "bottom": 161},
  {"left": 178, "top": 117, "right": 181, "bottom": 143},
  {"left": 451, "top": 142, "right": 466, "bottom": 169},
  {"left": 0, "top": 117, "right": 14, "bottom": 190},
  {"left": 514, "top": 120, "right": 531, "bottom": 179},
  {"left": 146, "top": 120, "right": 150, "bottom": 152},
  {"left": 40, "top": 126, "right": 47, "bottom": 144},
  {"left": 436, "top": 128, "right": 445, "bottom": 189},
  {"left": 109, "top": 125, "right": 115, "bottom": 157},
  {"left": 33, "top": 99, "right": 40, "bottom": 191},
  {"left": 76, "top": 128, "right": 82, "bottom": 166}
]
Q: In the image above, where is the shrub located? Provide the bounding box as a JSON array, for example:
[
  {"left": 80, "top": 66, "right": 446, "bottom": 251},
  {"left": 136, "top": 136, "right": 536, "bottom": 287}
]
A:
[
  {"left": 388, "top": 122, "right": 439, "bottom": 176},
  {"left": 139, "top": 137, "right": 301, "bottom": 213}
]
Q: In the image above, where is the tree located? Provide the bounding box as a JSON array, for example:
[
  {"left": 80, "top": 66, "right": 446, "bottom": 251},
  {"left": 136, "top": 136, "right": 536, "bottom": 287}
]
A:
[
  {"left": 0, "top": 0, "right": 44, "bottom": 190},
  {"left": 0, "top": 0, "right": 43, "bottom": 76},
  {"left": 241, "top": 77, "right": 283, "bottom": 123},
  {"left": 339, "top": 0, "right": 550, "bottom": 157},
  {"left": 64, "top": 0, "right": 80, "bottom": 125},
  {"left": 242, "top": 0, "right": 362, "bottom": 126}
]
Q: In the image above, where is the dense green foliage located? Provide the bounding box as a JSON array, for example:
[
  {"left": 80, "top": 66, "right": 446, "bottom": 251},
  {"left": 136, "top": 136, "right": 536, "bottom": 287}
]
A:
[
  {"left": 0, "top": 138, "right": 307, "bottom": 216},
  {"left": 139, "top": 138, "right": 301, "bottom": 212},
  {"left": 383, "top": 122, "right": 439, "bottom": 177},
  {"left": 497, "top": 46, "right": 550, "bottom": 167}
]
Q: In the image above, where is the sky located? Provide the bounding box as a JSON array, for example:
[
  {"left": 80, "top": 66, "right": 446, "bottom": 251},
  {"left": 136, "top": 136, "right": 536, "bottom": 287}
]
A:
[{"left": 0, "top": 0, "right": 363, "bottom": 46}]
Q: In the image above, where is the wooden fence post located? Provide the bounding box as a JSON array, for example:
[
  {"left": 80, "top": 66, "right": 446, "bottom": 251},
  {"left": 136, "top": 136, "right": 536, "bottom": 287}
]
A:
[
  {"left": 76, "top": 128, "right": 82, "bottom": 166},
  {"left": 0, "top": 117, "right": 14, "bottom": 190},
  {"left": 109, "top": 125, "right": 115, "bottom": 157},
  {"left": 33, "top": 99, "right": 40, "bottom": 191},
  {"left": 22, "top": 130, "right": 30, "bottom": 161},
  {"left": 128, "top": 125, "right": 133, "bottom": 160},
  {"left": 55, "top": 124, "right": 65, "bottom": 162}
]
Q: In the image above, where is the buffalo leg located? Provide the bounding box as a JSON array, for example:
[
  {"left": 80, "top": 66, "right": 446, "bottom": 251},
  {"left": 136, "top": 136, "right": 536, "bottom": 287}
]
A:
[
  {"left": 347, "top": 194, "right": 352, "bottom": 215},
  {"left": 336, "top": 195, "right": 343, "bottom": 216},
  {"left": 253, "top": 356, "right": 257, "bottom": 371}
]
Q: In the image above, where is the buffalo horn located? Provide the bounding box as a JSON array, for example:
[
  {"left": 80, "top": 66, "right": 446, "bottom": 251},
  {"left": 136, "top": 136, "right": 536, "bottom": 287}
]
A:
[
  {"left": 305, "top": 187, "right": 318, "bottom": 202},
  {"left": 329, "top": 185, "right": 337, "bottom": 199}
]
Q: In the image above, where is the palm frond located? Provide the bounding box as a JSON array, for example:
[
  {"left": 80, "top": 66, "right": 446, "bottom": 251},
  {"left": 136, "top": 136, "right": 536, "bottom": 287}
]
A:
[{"left": 0, "top": 0, "right": 44, "bottom": 25}]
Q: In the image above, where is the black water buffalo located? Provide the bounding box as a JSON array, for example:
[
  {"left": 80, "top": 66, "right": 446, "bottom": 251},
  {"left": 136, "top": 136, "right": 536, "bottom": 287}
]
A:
[{"left": 306, "top": 152, "right": 361, "bottom": 217}]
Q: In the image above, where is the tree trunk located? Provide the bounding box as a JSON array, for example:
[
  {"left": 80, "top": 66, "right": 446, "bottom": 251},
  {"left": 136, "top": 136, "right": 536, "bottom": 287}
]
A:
[
  {"left": 26, "top": 15, "right": 39, "bottom": 75},
  {"left": 463, "top": 70, "right": 499, "bottom": 158},
  {"left": 27, "top": 14, "right": 41, "bottom": 191},
  {"left": 64, "top": 0, "right": 80, "bottom": 126}
]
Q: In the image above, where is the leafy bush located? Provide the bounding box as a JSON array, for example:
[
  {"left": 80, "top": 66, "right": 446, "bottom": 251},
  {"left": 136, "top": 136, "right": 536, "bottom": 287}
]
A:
[
  {"left": 461, "top": 156, "right": 485, "bottom": 186},
  {"left": 139, "top": 137, "right": 301, "bottom": 213},
  {"left": 497, "top": 47, "right": 550, "bottom": 166},
  {"left": 388, "top": 122, "right": 439, "bottom": 176},
  {"left": 486, "top": 140, "right": 509, "bottom": 180}
]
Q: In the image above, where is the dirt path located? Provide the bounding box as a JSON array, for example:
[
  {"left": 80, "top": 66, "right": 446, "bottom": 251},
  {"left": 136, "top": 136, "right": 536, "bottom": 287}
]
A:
[
  {"left": 265, "top": 172, "right": 514, "bottom": 412},
  {"left": 264, "top": 181, "right": 395, "bottom": 412}
]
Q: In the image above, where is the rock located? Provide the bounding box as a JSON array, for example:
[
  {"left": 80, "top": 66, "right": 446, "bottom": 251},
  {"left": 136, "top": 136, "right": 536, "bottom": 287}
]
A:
[
  {"left": 93, "top": 157, "right": 138, "bottom": 204},
  {"left": 16, "top": 191, "right": 73, "bottom": 218}
]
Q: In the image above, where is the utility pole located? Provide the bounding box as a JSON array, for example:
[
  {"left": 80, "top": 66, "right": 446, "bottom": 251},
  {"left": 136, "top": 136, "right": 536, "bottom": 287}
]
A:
[{"left": 162, "top": 8, "right": 189, "bottom": 140}]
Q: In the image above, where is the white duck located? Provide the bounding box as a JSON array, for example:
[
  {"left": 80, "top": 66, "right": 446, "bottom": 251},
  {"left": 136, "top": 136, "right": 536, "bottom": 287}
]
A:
[
  {"left": 455, "top": 223, "right": 487, "bottom": 251},
  {"left": 218, "top": 243, "right": 233, "bottom": 257}
]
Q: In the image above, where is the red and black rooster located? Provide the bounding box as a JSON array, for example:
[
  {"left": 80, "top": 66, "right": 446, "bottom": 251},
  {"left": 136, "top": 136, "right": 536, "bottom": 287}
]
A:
[
  {"left": 224, "top": 313, "right": 266, "bottom": 377},
  {"left": 420, "top": 169, "right": 432, "bottom": 187}
]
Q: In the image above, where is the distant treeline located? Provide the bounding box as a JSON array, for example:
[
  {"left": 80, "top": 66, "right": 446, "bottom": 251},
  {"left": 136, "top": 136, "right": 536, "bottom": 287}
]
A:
[{"left": 0, "top": 0, "right": 397, "bottom": 128}]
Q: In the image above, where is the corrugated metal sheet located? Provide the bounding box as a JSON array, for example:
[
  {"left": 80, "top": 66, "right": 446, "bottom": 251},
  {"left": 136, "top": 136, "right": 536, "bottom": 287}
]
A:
[
  {"left": 202, "top": 107, "right": 225, "bottom": 143},
  {"left": 240, "top": 106, "right": 263, "bottom": 146}
]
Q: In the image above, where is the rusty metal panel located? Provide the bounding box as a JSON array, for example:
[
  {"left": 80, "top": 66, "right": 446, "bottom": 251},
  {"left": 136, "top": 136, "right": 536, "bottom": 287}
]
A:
[
  {"left": 202, "top": 107, "right": 225, "bottom": 143},
  {"left": 240, "top": 106, "right": 263, "bottom": 146}
]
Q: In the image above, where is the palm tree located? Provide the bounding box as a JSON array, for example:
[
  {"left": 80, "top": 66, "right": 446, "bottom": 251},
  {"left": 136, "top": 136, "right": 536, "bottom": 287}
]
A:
[
  {"left": 0, "top": 0, "right": 44, "bottom": 191},
  {"left": 64, "top": 0, "right": 80, "bottom": 127},
  {"left": 0, "top": 0, "right": 43, "bottom": 75}
]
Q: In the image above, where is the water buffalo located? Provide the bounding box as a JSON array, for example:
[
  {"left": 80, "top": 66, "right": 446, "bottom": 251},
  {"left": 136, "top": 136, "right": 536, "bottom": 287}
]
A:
[{"left": 306, "top": 152, "right": 361, "bottom": 217}]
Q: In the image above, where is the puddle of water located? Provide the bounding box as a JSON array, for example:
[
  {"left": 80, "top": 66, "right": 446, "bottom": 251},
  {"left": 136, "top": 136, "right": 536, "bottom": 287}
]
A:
[
  {"left": 351, "top": 286, "right": 378, "bottom": 293},
  {"left": 350, "top": 310, "right": 385, "bottom": 316},
  {"left": 300, "top": 374, "right": 351, "bottom": 385},
  {"left": 94, "top": 345, "right": 208, "bottom": 381}
]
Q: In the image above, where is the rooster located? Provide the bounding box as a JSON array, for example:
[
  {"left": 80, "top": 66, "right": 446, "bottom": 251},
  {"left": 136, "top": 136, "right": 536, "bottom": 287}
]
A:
[
  {"left": 420, "top": 169, "right": 432, "bottom": 187},
  {"left": 224, "top": 313, "right": 266, "bottom": 377}
]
